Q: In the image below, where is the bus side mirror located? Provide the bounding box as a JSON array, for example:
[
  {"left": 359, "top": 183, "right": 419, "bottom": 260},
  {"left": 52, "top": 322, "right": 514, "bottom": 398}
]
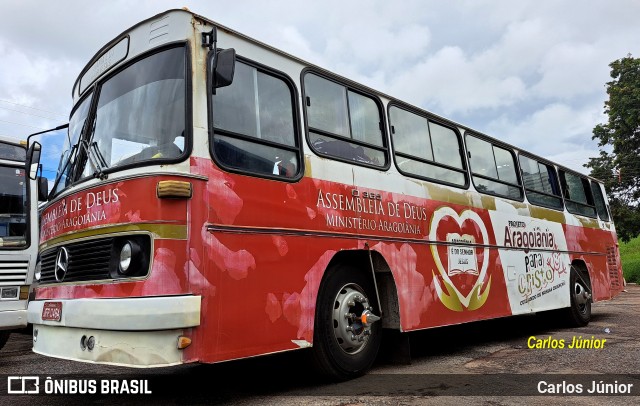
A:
[
  {"left": 213, "top": 48, "right": 236, "bottom": 89},
  {"left": 26, "top": 141, "right": 42, "bottom": 180},
  {"left": 38, "top": 176, "right": 49, "bottom": 202}
]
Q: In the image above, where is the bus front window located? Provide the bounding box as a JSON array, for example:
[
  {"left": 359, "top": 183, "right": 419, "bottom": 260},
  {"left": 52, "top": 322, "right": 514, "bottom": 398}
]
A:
[
  {"left": 0, "top": 166, "right": 27, "bottom": 247},
  {"left": 79, "top": 46, "right": 186, "bottom": 179},
  {"left": 51, "top": 94, "right": 92, "bottom": 196}
]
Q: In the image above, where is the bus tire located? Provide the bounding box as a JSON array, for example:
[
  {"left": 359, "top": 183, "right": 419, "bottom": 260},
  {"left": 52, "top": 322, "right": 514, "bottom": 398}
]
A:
[
  {"left": 312, "top": 265, "right": 382, "bottom": 381},
  {"left": 0, "top": 331, "right": 10, "bottom": 351},
  {"left": 563, "top": 266, "right": 592, "bottom": 327}
]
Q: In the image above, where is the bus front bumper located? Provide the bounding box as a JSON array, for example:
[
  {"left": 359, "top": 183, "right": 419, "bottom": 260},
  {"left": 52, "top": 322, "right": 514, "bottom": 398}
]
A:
[
  {"left": 0, "top": 309, "right": 28, "bottom": 330},
  {"left": 27, "top": 295, "right": 201, "bottom": 367}
]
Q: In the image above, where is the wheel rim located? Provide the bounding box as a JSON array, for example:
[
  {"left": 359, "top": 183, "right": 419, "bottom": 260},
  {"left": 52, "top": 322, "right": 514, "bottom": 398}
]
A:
[
  {"left": 573, "top": 281, "right": 589, "bottom": 315},
  {"left": 332, "top": 283, "right": 376, "bottom": 355}
]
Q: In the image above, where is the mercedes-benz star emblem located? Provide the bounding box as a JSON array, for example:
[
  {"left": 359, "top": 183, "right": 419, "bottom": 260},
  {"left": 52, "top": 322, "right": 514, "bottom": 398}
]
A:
[{"left": 55, "top": 247, "right": 69, "bottom": 282}]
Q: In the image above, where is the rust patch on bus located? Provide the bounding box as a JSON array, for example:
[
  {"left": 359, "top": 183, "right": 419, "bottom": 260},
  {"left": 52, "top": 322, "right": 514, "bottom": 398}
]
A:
[
  {"left": 304, "top": 156, "right": 313, "bottom": 178},
  {"left": 425, "top": 185, "right": 473, "bottom": 207},
  {"left": 529, "top": 206, "right": 566, "bottom": 224},
  {"left": 480, "top": 195, "right": 496, "bottom": 211},
  {"left": 577, "top": 217, "right": 600, "bottom": 229}
]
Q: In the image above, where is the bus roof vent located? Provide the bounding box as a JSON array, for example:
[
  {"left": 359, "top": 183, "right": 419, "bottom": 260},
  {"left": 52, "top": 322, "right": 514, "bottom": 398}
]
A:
[{"left": 149, "top": 14, "right": 170, "bottom": 46}]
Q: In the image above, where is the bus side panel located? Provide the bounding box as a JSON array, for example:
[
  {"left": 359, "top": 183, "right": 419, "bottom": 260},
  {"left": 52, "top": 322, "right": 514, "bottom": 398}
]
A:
[
  {"left": 188, "top": 157, "right": 623, "bottom": 362},
  {"left": 372, "top": 239, "right": 513, "bottom": 331},
  {"left": 565, "top": 222, "right": 622, "bottom": 301},
  {"left": 200, "top": 233, "right": 350, "bottom": 361},
  {"left": 189, "top": 231, "right": 515, "bottom": 362},
  {"left": 189, "top": 158, "right": 516, "bottom": 361}
]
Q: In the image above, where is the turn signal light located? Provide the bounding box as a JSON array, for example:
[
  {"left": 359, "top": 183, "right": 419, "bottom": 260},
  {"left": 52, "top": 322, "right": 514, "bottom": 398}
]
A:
[
  {"left": 19, "top": 286, "right": 29, "bottom": 300},
  {"left": 177, "top": 336, "right": 192, "bottom": 349},
  {"left": 157, "top": 180, "right": 192, "bottom": 198}
]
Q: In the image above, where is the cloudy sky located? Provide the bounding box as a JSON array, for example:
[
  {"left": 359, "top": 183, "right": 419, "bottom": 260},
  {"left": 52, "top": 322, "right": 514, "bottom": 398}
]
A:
[{"left": 1, "top": 0, "right": 639, "bottom": 179}]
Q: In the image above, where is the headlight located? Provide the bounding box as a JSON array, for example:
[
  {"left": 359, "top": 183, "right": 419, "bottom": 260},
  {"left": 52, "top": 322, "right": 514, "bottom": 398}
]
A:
[
  {"left": 34, "top": 259, "right": 42, "bottom": 281},
  {"left": 119, "top": 242, "right": 132, "bottom": 274},
  {"left": 110, "top": 236, "right": 149, "bottom": 279}
]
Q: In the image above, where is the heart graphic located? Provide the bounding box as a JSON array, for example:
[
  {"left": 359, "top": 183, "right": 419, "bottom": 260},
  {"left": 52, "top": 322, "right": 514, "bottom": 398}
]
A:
[{"left": 429, "top": 207, "right": 491, "bottom": 311}]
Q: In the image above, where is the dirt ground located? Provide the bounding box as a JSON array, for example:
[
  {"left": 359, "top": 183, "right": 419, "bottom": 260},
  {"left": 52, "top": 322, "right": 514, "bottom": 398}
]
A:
[{"left": 1, "top": 285, "right": 638, "bottom": 405}]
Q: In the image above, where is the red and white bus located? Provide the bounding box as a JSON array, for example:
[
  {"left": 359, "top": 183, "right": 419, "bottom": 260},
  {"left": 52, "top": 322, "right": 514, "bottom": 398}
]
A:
[{"left": 28, "top": 9, "right": 623, "bottom": 379}]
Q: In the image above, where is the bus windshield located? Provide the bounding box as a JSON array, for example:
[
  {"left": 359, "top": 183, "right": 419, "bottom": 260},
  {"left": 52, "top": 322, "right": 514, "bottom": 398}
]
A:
[
  {"left": 78, "top": 46, "right": 186, "bottom": 180},
  {"left": 0, "top": 165, "right": 27, "bottom": 247}
]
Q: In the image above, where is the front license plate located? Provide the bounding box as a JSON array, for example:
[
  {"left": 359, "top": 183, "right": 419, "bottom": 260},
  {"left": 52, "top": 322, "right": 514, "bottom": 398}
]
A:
[{"left": 42, "top": 302, "right": 62, "bottom": 321}]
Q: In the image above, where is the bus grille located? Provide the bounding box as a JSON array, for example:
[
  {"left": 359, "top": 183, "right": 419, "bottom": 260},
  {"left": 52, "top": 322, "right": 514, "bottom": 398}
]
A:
[
  {"left": 0, "top": 260, "right": 29, "bottom": 286},
  {"left": 40, "top": 238, "right": 114, "bottom": 284},
  {"left": 606, "top": 246, "right": 621, "bottom": 290}
]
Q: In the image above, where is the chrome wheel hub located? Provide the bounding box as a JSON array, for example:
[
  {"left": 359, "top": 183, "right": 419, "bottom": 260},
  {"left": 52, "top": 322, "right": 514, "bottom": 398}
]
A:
[
  {"left": 573, "top": 281, "right": 591, "bottom": 314},
  {"left": 332, "top": 283, "right": 380, "bottom": 355}
]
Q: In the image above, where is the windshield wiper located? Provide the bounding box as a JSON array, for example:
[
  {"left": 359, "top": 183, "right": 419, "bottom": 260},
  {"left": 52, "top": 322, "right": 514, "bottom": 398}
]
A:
[
  {"left": 80, "top": 139, "right": 108, "bottom": 181},
  {"left": 88, "top": 141, "right": 108, "bottom": 180}
]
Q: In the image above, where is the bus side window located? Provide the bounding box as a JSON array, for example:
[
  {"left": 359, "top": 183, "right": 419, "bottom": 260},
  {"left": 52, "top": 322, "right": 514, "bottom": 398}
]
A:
[
  {"left": 466, "top": 134, "right": 523, "bottom": 200},
  {"left": 211, "top": 59, "right": 300, "bottom": 180},
  {"left": 389, "top": 106, "right": 467, "bottom": 188},
  {"left": 304, "top": 72, "right": 388, "bottom": 168},
  {"left": 590, "top": 180, "right": 610, "bottom": 221},
  {"left": 519, "top": 155, "right": 563, "bottom": 210},
  {"left": 559, "top": 170, "right": 597, "bottom": 218}
]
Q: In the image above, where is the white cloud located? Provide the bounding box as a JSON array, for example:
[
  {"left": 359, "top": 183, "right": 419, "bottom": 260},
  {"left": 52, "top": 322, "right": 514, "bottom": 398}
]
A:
[
  {"left": 389, "top": 46, "right": 527, "bottom": 115},
  {"left": 546, "top": 148, "right": 602, "bottom": 174},
  {"left": 533, "top": 43, "right": 609, "bottom": 100},
  {"left": 1, "top": 0, "right": 639, "bottom": 175},
  {"left": 275, "top": 25, "right": 322, "bottom": 65},
  {"left": 486, "top": 103, "right": 605, "bottom": 171},
  {"left": 0, "top": 39, "right": 56, "bottom": 97}
]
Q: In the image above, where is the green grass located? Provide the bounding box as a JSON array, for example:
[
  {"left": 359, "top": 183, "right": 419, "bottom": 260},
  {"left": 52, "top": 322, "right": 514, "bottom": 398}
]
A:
[{"left": 620, "top": 236, "right": 640, "bottom": 284}]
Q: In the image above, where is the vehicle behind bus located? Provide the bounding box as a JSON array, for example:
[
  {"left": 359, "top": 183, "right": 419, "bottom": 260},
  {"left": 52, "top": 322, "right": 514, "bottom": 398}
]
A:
[{"left": 0, "top": 136, "right": 43, "bottom": 349}]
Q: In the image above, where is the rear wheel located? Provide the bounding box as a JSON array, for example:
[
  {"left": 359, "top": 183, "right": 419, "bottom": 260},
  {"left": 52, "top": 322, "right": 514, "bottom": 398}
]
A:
[
  {"left": 563, "top": 266, "right": 592, "bottom": 327},
  {"left": 312, "top": 265, "right": 382, "bottom": 381}
]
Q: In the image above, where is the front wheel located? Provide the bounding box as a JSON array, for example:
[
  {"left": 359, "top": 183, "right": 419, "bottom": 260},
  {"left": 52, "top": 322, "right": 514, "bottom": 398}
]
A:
[
  {"left": 563, "top": 266, "right": 592, "bottom": 327},
  {"left": 311, "top": 265, "right": 382, "bottom": 381}
]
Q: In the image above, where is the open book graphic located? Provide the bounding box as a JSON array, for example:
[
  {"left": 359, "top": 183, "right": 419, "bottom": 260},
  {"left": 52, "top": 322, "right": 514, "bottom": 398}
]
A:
[{"left": 446, "top": 233, "right": 479, "bottom": 276}]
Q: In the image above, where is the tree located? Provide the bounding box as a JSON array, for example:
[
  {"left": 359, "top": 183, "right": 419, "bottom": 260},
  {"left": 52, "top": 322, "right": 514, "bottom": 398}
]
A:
[{"left": 586, "top": 55, "right": 640, "bottom": 242}]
